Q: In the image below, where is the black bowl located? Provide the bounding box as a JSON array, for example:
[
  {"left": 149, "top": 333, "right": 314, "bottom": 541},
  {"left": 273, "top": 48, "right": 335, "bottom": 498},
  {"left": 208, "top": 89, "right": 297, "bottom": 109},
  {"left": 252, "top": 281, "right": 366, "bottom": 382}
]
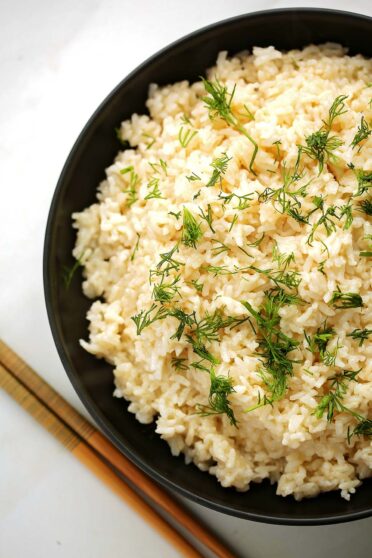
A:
[{"left": 44, "top": 8, "right": 372, "bottom": 525}]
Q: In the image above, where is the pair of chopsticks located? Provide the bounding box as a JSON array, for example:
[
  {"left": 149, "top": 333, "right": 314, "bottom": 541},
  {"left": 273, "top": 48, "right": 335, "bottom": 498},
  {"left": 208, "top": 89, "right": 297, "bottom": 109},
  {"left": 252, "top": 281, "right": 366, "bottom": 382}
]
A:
[{"left": 0, "top": 339, "right": 237, "bottom": 558}]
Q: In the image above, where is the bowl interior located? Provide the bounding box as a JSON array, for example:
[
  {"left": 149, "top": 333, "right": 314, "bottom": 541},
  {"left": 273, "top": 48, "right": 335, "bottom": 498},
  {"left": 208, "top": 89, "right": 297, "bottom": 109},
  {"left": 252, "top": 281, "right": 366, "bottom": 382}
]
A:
[{"left": 44, "top": 8, "right": 372, "bottom": 524}]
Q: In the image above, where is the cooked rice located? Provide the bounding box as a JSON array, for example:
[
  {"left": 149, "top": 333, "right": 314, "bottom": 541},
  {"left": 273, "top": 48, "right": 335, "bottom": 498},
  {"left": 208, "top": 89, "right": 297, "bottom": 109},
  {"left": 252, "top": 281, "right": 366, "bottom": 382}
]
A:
[{"left": 73, "top": 44, "right": 372, "bottom": 500}]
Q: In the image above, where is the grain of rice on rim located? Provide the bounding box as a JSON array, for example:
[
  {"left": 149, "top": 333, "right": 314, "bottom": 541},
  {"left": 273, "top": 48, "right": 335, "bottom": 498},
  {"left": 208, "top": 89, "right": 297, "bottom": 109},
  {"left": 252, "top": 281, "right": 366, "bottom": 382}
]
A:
[{"left": 73, "top": 44, "right": 372, "bottom": 500}]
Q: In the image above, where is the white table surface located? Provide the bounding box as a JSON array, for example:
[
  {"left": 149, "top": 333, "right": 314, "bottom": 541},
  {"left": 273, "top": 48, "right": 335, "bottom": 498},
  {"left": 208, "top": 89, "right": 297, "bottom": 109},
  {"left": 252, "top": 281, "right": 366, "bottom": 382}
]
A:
[{"left": 1, "top": 1, "right": 371, "bottom": 557}]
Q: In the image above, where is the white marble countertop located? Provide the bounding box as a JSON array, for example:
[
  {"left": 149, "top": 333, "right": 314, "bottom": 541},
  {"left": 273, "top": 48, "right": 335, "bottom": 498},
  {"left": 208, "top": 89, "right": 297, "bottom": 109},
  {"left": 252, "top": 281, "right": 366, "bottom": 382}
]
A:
[{"left": 1, "top": 1, "right": 371, "bottom": 557}]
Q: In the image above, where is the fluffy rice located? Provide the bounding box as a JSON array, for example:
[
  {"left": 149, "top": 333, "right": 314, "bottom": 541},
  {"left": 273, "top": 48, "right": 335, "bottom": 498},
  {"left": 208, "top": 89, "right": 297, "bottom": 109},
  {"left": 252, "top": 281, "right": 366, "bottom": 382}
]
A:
[{"left": 73, "top": 44, "right": 372, "bottom": 500}]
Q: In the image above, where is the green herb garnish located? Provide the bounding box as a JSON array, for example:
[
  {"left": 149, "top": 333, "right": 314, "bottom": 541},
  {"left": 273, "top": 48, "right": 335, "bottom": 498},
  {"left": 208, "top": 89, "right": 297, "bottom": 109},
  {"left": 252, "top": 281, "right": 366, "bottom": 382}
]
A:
[
  {"left": 205, "top": 153, "right": 231, "bottom": 188},
  {"left": 130, "top": 233, "right": 141, "bottom": 261},
  {"left": 301, "top": 95, "right": 347, "bottom": 173},
  {"left": 330, "top": 289, "right": 364, "bottom": 309},
  {"left": 351, "top": 116, "right": 371, "bottom": 150},
  {"left": 182, "top": 207, "right": 203, "bottom": 248},
  {"left": 346, "top": 328, "right": 372, "bottom": 346},
  {"left": 197, "top": 367, "right": 237, "bottom": 426},
  {"left": 178, "top": 127, "right": 198, "bottom": 148},
  {"left": 202, "top": 78, "right": 258, "bottom": 174}
]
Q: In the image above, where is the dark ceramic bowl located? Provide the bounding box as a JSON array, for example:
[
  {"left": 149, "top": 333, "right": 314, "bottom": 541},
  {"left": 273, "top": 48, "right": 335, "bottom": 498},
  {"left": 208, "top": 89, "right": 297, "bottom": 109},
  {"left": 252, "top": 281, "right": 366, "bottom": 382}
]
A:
[{"left": 44, "top": 8, "right": 372, "bottom": 525}]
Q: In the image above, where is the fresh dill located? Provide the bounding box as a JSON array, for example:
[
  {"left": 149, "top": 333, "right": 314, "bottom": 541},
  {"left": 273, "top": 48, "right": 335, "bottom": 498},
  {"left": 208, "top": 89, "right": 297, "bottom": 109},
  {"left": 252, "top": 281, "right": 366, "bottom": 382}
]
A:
[
  {"left": 193, "top": 190, "right": 201, "bottom": 200},
  {"left": 307, "top": 196, "right": 338, "bottom": 245},
  {"left": 347, "top": 328, "right": 372, "bottom": 346},
  {"left": 314, "top": 369, "right": 360, "bottom": 422},
  {"left": 182, "top": 207, "right": 203, "bottom": 248},
  {"left": 354, "top": 169, "right": 372, "bottom": 196},
  {"left": 304, "top": 324, "right": 338, "bottom": 365},
  {"left": 211, "top": 240, "right": 230, "bottom": 255},
  {"left": 314, "top": 370, "right": 372, "bottom": 441},
  {"left": 131, "top": 303, "right": 169, "bottom": 335},
  {"left": 130, "top": 233, "right": 141, "bottom": 261},
  {"left": 218, "top": 190, "right": 254, "bottom": 210},
  {"left": 258, "top": 158, "right": 309, "bottom": 222},
  {"left": 205, "top": 153, "right": 231, "bottom": 188},
  {"left": 196, "top": 367, "right": 237, "bottom": 426},
  {"left": 189, "top": 278, "right": 204, "bottom": 292},
  {"left": 171, "top": 357, "right": 188, "bottom": 371},
  {"left": 272, "top": 243, "right": 295, "bottom": 270},
  {"left": 329, "top": 289, "right": 364, "bottom": 309},
  {"left": 300, "top": 95, "right": 347, "bottom": 173},
  {"left": 178, "top": 126, "right": 198, "bottom": 148},
  {"left": 201, "top": 77, "right": 258, "bottom": 174},
  {"left": 151, "top": 244, "right": 184, "bottom": 278},
  {"left": 149, "top": 159, "right": 168, "bottom": 175},
  {"left": 186, "top": 172, "right": 201, "bottom": 182},
  {"left": 351, "top": 116, "right": 371, "bottom": 150},
  {"left": 152, "top": 275, "right": 181, "bottom": 303},
  {"left": 228, "top": 213, "right": 238, "bottom": 231},
  {"left": 121, "top": 167, "right": 138, "bottom": 207},
  {"left": 62, "top": 252, "right": 85, "bottom": 289},
  {"left": 168, "top": 210, "right": 181, "bottom": 220},
  {"left": 142, "top": 133, "right": 156, "bottom": 150},
  {"left": 247, "top": 233, "right": 265, "bottom": 247},
  {"left": 198, "top": 204, "right": 215, "bottom": 233},
  {"left": 145, "top": 178, "right": 165, "bottom": 200},
  {"left": 241, "top": 288, "right": 300, "bottom": 410},
  {"left": 338, "top": 200, "right": 354, "bottom": 230},
  {"left": 357, "top": 197, "right": 372, "bottom": 215}
]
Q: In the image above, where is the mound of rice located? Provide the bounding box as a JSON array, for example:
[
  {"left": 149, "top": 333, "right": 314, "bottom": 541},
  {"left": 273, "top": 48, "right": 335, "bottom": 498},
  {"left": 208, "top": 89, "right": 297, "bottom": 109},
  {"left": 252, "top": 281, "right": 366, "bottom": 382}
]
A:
[{"left": 73, "top": 44, "right": 371, "bottom": 500}]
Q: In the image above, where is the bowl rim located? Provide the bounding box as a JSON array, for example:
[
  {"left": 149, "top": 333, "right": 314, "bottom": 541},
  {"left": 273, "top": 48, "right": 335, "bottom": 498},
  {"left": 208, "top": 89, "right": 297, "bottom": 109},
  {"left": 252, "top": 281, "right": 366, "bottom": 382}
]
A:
[{"left": 44, "top": 7, "right": 372, "bottom": 525}]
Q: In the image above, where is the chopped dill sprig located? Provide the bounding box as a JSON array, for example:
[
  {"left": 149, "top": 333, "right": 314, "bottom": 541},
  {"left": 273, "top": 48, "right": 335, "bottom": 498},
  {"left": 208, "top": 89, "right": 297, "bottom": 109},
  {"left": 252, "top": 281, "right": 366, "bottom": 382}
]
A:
[
  {"left": 193, "top": 190, "right": 201, "bottom": 200},
  {"left": 300, "top": 95, "right": 347, "bottom": 173},
  {"left": 149, "top": 159, "right": 168, "bottom": 175},
  {"left": 62, "top": 252, "right": 85, "bottom": 289},
  {"left": 348, "top": 419, "right": 372, "bottom": 440},
  {"left": 142, "top": 133, "right": 156, "bottom": 150},
  {"left": 306, "top": 196, "right": 338, "bottom": 245},
  {"left": 196, "top": 367, "right": 237, "bottom": 426},
  {"left": 130, "top": 233, "right": 141, "bottom": 261},
  {"left": 198, "top": 204, "right": 215, "bottom": 233},
  {"left": 218, "top": 190, "right": 254, "bottom": 210},
  {"left": 304, "top": 324, "right": 339, "bottom": 365},
  {"left": 201, "top": 77, "right": 258, "bottom": 174},
  {"left": 152, "top": 275, "right": 181, "bottom": 303},
  {"left": 145, "top": 177, "right": 165, "bottom": 200},
  {"left": 171, "top": 357, "right": 188, "bottom": 371},
  {"left": 121, "top": 167, "right": 139, "bottom": 207},
  {"left": 259, "top": 157, "right": 309, "bottom": 222},
  {"left": 186, "top": 172, "right": 201, "bottom": 182},
  {"left": 151, "top": 244, "right": 184, "bottom": 278},
  {"left": 351, "top": 116, "right": 371, "bottom": 151},
  {"left": 330, "top": 289, "right": 364, "bottom": 309},
  {"left": 228, "top": 213, "right": 238, "bottom": 231},
  {"left": 247, "top": 233, "right": 265, "bottom": 247},
  {"left": 346, "top": 328, "right": 372, "bottom": 346},
  {"left": 249, "top": 265, "right": 302, "bottom": 291},
  {"left": 354, "top": 169, "right": 372, "bottom": 196},
  {"left": 357, "top": 197, "right": 372, "bottom": 215},
  {"left": 181, "top": 113, "right": 192, "bottom": 125},
  {"left": 131, "top": 303, "right": 169, "bottom": 335},
  {"left": 205, "top": 153, "right": 231, "bottom": 188},
  {"left": 338, "top": 200, "right": 354, "bottom": 230},
  {"left": 241, "top": 288, "right": 300, "bottom": 410},
  {"left": 168, "top": 210, "right": 181, "bottom": 220},
  {"left": 211, "top": 240, "right": 230, "bottom": 255},
  {"left": 314, "top": 369, "right": 360, "bottom": 422},
  {"left": 182, "top": 207, "right": 203, "bottom": 248},
  {"left": 272, "top": 243, "right": 295, "bottom": 270},
  {"left": 178, "top": 126, "right": 198, "bottom": 148},
  {"left": 189, "top": 279, "right": 204, "bottom": 292}
]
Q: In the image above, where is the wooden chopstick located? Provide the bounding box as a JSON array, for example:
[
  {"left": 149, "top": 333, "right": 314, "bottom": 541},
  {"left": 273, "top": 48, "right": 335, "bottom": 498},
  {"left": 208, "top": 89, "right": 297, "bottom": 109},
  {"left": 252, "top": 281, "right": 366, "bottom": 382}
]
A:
[
  {"left": 0, "top": 339, "right": 237, "bottom": 558},
  {"left": 0, "top": 362, "right": 204, "bottom": 558}
]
